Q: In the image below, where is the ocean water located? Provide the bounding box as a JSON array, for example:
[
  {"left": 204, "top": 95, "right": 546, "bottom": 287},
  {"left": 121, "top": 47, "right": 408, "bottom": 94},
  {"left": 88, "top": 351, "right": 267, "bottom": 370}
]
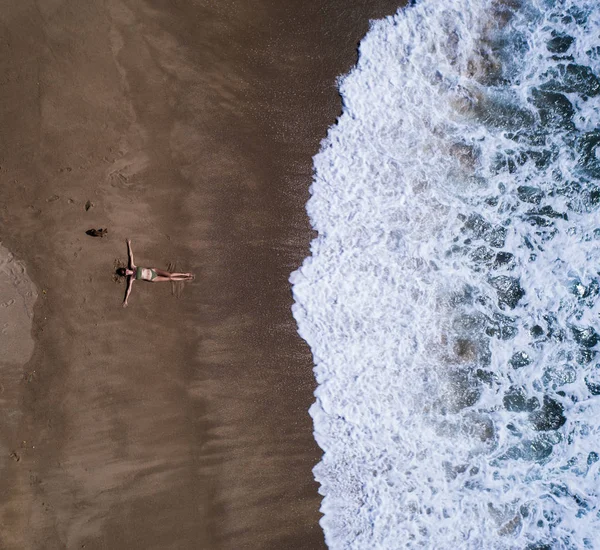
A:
[{"left": 290, "top": 0, "right": 600, "bottom": 548}]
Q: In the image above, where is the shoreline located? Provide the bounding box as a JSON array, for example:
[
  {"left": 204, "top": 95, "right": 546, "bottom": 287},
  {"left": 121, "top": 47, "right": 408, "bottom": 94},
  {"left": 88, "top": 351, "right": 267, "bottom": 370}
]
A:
[{"left": 0, "top": 1, "right": 402, "bottom": 548}]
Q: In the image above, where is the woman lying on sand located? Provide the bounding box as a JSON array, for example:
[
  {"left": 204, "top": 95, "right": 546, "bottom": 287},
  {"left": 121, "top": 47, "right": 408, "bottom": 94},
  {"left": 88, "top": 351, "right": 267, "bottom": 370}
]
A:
[{"left": 117, "top": 239, "right": 194, "bottom": 307}]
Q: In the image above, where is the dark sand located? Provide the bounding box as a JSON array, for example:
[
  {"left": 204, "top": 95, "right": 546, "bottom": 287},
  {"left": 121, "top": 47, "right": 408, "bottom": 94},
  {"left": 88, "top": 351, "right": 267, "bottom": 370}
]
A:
[{"left": 0, "top": 1, "right": 402, "bottom": 548}]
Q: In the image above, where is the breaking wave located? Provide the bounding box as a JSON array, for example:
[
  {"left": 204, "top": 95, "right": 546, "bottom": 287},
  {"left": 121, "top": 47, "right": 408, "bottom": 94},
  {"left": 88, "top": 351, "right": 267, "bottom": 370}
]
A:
[{"left": 291, "top": 0, "right": 600, "bottom": 548}]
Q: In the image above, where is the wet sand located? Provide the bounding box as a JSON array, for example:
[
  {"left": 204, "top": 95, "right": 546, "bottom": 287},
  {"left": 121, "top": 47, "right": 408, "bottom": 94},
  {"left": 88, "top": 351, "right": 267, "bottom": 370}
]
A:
[{"left": 0, "top": 1, "right": 402, "bottom": 548}]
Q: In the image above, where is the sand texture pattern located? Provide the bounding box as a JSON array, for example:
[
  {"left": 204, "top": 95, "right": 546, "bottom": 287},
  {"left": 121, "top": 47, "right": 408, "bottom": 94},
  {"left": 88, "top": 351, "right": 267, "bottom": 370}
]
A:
[{"left": 0, "top": 1, "right": 401, "bottom": 548}]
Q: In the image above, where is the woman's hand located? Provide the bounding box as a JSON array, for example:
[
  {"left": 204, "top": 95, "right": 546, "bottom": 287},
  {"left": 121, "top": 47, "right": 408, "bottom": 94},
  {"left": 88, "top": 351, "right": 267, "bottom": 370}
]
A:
[{"left": 123, "top": 301, "right": 128, "bottom": 308}]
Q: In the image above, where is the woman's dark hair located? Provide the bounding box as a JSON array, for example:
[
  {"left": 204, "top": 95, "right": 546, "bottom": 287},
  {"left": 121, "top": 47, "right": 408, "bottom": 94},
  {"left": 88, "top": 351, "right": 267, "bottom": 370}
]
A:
[{"left": 116, "top": 267, "right": 127, "bottom": 277}]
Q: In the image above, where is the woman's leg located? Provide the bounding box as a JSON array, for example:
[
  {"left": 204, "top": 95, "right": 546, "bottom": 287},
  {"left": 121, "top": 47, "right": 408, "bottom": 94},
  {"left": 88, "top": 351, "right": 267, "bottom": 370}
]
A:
[
  {"left": 151, "top": 275, "right": 193, "bottom": 283},
  {"left": 152, "top": 275, "right": 172, "bottom": 282},
  {"left": 153, "top": 268, "right": 193, "bottom": 279}
]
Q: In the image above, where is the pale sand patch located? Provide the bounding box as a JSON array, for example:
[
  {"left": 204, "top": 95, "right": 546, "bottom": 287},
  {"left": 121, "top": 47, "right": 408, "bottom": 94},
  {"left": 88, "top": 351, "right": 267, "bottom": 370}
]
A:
[
  {"left": 0, "top": 242, "right": 37, "bottom": 433},
  {"left": 0, "top": 242, "right": 37, "bottom": 366},
  {"left": 0, "top": 242, "right": 37, "bottom": 549}
]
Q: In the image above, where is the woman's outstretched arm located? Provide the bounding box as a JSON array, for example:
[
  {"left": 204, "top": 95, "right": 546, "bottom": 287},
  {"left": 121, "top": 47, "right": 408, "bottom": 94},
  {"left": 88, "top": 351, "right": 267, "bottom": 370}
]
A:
[
  {"left": 127, "top": 239, "right": 134, "bottom": 269},
  {"left": 123, "top": 277, "right": 134, "bottom": 307}
]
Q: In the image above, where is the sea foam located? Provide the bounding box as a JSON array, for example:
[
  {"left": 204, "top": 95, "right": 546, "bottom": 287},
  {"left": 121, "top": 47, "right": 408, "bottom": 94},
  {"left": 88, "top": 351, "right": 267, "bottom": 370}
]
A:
[{"left": 291, "top": 0, "right": 600, "bottom": 547}]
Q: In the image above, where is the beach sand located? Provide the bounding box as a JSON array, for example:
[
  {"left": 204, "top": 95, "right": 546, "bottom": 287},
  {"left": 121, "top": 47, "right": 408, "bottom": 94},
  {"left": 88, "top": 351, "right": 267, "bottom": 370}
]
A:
[{"left": 0, "top": 1, "right": 401, "bottom": 548}]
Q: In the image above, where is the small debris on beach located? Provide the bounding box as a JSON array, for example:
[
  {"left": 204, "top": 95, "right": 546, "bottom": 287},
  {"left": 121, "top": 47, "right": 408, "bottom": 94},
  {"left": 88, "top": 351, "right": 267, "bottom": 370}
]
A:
[
  {"left": 24, "top": 370, "right": 36, "bottom": 383},
  {"left": 86, "top": 228, "right": 108, "bottom": 238},
  {"left": 85, "top": 200, "right": 93, "bottom": 211}
]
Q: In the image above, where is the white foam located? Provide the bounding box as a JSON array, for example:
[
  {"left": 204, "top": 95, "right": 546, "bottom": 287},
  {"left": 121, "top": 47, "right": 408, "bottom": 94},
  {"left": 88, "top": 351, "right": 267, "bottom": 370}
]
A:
[{"left": 291, "top": 0, "right": 600, "bottom": 547}]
